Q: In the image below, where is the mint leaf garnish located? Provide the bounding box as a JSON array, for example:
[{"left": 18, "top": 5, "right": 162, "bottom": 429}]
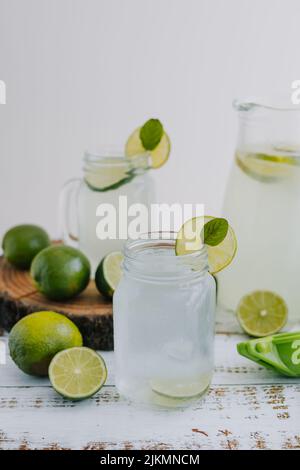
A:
[
  {"left": 201, "top": 218, "right": 229, "bottom": 246},
  {"left": 140, "top": 119, "right": 163, "bottom": 151}
]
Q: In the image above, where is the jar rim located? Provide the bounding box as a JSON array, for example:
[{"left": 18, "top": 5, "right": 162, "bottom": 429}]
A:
[
  {"left": 125, "top": 232, "right": 207, "bottom": 259},
  {"left": 84, "top": 151, "right": 150, "bottom": 168},
  {"left": 123, "top": 232, "right": 209, "bottom": 281}
]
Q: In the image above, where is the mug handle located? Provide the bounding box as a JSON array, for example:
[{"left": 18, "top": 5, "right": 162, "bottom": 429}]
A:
[{"left": 58, "top": 178, "right": 81, "bottom": 247}]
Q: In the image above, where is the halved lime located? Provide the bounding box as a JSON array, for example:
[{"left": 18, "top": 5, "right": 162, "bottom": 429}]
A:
[
  {"left": 175, "top": 216, "right": 237, "bottom": 274},
  {"left": 95, "top": 251, "right": 123, "bottom": 299},
  {"left": 125, "top": 127, "right": 171, "bottom": 169},
  {"left": 49, "top": 347, "right": 107, "bottom": 400},
  {"left": 237, "top": 291, "right": 288, "bottom": 337}
]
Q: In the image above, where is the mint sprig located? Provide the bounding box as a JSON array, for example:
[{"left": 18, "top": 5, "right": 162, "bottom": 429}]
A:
[
  {"left": 139, "top": 119, "right": 163, "bottom": 151},
  {"left": 201, "top": 218, "right": 229, "bottom": 246}
]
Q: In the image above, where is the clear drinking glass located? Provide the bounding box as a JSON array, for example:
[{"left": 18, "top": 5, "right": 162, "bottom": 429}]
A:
[
  {"left": 59, "top": 151, "right": 155, "bottom": 275},
  {"left": 218, "top": 98, "right": 300, "bottom": 323},
  {"left": 113, "top": 233, "right": 216, "bottom": 407}
]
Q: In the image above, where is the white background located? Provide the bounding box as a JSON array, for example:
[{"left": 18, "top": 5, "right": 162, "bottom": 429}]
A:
[{"left": 0, "top": 0, "right": 300, "bottom": 238}]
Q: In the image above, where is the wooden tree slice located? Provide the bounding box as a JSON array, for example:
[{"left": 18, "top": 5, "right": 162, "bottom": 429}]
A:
[{"left": 0, "top": 257, "right": 113, "bottom": 350}]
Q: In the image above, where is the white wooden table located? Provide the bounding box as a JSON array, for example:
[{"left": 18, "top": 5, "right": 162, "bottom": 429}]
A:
[{"left": 0, "top": 328, "right": 299, "bottom": 450}]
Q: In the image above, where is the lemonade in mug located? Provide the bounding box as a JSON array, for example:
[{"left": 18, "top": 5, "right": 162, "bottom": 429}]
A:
[
  {"left": 59, "top": 119, "right": 170, "bottom": 275},
  {"left": 59, "top": 151, "right": 154, "bottom": 275}
]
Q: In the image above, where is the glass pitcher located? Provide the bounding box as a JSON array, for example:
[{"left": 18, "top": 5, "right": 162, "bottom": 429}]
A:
[
  {"left": 218, "top": 98, "right": 300, "bottom": 324},
  {"left": 59, "top": 150, "right": 155, "bottom": 276}
]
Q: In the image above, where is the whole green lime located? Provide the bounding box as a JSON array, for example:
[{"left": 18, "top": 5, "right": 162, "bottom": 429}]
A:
[
  {"left": 31, "top": 245, "right": 90, "bottom": 301},
  {"left": 9, "top": 311, "right": 83, "bottom": 376},
  {"left": 2, "top": 224, "right": 50, "bottom": 269}
]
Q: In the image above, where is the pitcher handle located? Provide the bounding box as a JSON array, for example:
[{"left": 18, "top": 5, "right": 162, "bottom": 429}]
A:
[{"left": 58, "top": 178, "right": 81, "bottom": 247}]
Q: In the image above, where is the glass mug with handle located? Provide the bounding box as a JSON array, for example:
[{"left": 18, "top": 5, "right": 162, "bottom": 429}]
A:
[{"left": 59, "top": 150, "right": 155, "bottom": 276}]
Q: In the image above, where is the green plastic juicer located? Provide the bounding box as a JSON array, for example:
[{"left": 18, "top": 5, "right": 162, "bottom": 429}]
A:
[{"left": 237, "top": 331, "right": 300, "bottom": 377}]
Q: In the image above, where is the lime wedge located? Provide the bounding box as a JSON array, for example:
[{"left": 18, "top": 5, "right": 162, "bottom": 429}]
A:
[
  {"left": 126, "top": 127, "right": 171, "bottom": 169},
  {"left": 95, "top": 251, "right": 123, "bottom": 299},
  {"left": 237, "top": 291, "right": 288, "bottom": 337},
  {"left": 175, "top": 216, "right": 237, "bottom": 274},
  {"left": 49, "top": 347, "right": 107, "bottom": 400}
]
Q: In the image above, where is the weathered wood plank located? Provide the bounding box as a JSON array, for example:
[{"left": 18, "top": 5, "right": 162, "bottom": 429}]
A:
[
  {"left": 0, "top": 384, "right": 299, "bottom": 450},
  {"left": 1, "top": 332, "right": 300, "bottom": 450}
]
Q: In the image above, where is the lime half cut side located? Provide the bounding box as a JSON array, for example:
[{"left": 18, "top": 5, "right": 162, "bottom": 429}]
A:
[
  {"left": 175, "top": 216, "right": 237, "bottom": 274},
  {"left": 125, "top": 127, "right": 171, "bottom": 169},
  {"left": 95, "top": 251, "right": 123, "bottom": 299},
  {"left": 237, "top": 291, "right": 288, "bottom": 337},
  {"left": 49, "top": 347, "right": 107, "bottom": 400}
]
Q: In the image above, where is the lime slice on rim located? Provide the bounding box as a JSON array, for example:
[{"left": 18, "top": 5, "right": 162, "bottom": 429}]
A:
[
  {"left": 237, "top": 291, "right": 288, "bottom": 337},
  {"left": 95, "top": 251, "right": 123, "bottom": 299},
  {"left": 49, "top": 347, "right": 107, "bottom": 400},
  {"left": 175, "top": 216, "right": 237, "bottom": 274},
  {"left": 125, "top": 127, "right": 171, "bottom": 169}
]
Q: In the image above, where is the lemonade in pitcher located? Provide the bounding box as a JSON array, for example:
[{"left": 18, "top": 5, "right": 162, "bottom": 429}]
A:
[{"left": 218, "top": 98, "right": 300, "bottom": 324}]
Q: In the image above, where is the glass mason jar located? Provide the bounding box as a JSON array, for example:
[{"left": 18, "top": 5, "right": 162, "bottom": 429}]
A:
[
  {"left": 59, "top": 151, "right": 155, "bottom": 275},
  {"left": 113, "top": 233, "right": 216, "bottom": 407},
  {"left": 218, "top": 98, "right": 300, "bottom": 323}
]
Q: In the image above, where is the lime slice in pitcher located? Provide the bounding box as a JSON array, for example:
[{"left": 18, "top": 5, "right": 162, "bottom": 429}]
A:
[
  {"left": 175, "top": 216, "right": 237, "bottom": 274},
  {"left": 236, "top": 151, "right": 297, "bottom": 182},
  {"left": 126, "top": 119, "right": 171, "bottom": 169},
  {"left": 237, "top": 291, "right": 288, "bottom": 337}
]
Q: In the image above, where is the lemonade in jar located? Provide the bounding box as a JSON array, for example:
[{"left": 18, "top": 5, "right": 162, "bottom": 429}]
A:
[{"left": 113, "top": 217, "right": 236, "bottom": 406}]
